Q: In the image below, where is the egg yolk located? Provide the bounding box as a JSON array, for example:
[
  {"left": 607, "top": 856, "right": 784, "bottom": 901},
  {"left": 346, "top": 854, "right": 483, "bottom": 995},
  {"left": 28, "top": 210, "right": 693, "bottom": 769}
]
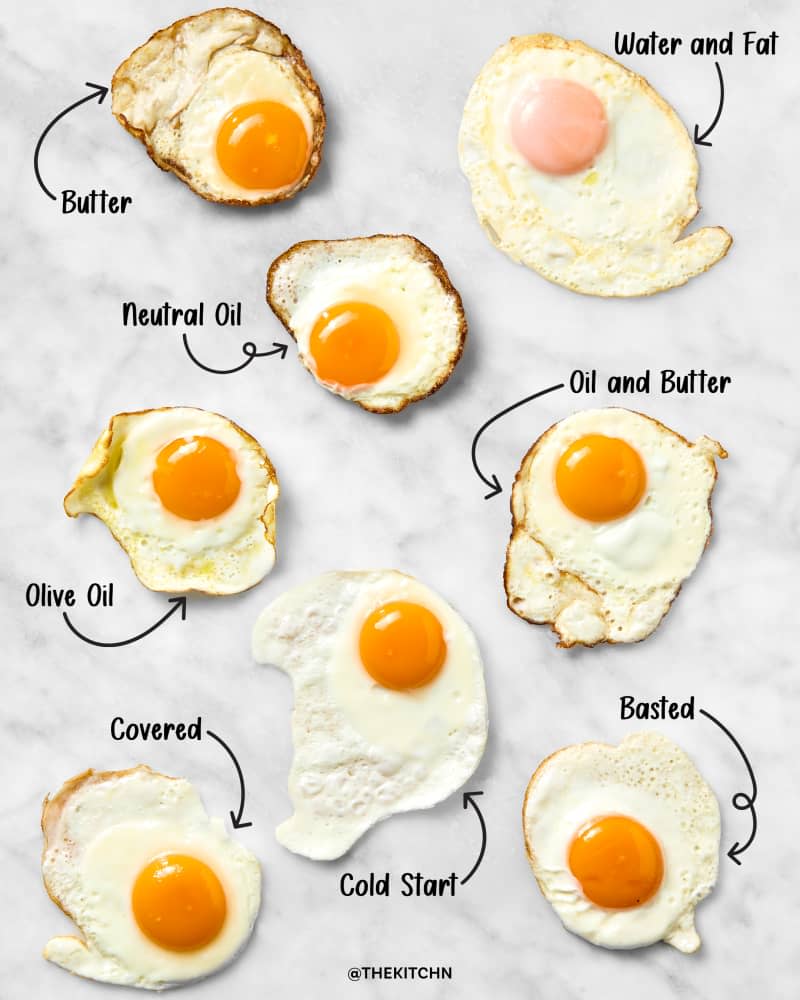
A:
[
  {"left": 555, "top": 433, "right": 646, "bottom": 522},
  {"left": 153, "top": 436, "right": 241, "bottom": 521},
  {"left": 132, "top": 853, "right": 227, "bottom": 952},
  {"left": 216, "top": 100, "right": 309, "bottom": 190},
  {"left": 359, "top": 601, "right": 446, "bottom": 690},
  {"left": 568, "top": 814, "right": 664, "bottom": 909},
  {"left": 309, "top": 301, "right": 400, "bottom": 388},
  {"left": 510, "top": 79, "right": 608, "bottom": 175}
]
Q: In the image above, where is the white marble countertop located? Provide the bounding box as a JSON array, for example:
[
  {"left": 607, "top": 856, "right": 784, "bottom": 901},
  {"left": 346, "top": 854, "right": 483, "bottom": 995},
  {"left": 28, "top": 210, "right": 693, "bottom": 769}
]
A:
[{"left": 2, "top": 0, "right": 798, "bottom": 996}]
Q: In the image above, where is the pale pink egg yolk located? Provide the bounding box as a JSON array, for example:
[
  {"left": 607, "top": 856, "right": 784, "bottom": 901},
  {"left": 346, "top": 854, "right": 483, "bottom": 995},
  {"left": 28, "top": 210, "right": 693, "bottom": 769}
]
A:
[{"left": 510, "top": 79, "right": 608, "bottom": 175}]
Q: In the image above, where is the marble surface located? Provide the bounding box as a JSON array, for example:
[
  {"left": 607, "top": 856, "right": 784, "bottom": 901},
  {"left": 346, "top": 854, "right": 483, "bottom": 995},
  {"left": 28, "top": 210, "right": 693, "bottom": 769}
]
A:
[{"left": 2, "top": 0, "right": 798, "bottom": 996}]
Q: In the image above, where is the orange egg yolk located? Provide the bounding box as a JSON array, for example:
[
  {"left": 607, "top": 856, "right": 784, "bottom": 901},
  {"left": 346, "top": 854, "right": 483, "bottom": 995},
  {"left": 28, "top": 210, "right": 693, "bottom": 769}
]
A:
[
  {"left": 555, "top": 433, "right": 646, "bottom": 522},
  {"left": 132, "top": 853, "right": 227, "bottom": 952},
  {"left": 568, "top": 815, "right": 664, "bottom": 909},
  {"left": 216, "top": 100, "right": 309, "bottom": 190},
  {"left": 152, "top": 436, "right": 241, "bottom": 521},
  {"left": 359, "top": 601, "right": 447, "bottom": 690},
  {"left": 308, "top": 301, "right": 400, "bottom": 388}
]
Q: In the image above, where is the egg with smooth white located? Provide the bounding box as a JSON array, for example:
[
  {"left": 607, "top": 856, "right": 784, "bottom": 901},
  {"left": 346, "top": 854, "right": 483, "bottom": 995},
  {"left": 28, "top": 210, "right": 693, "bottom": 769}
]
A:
[
  {"left": 505, "top": 408, "right": 725, "bottom": 646},
  {"left": 41, "top": 766, "right": 261, "bottom": 989},
  {"left": 523, "top": 732, "right": 720, "bottom": 952},
  {"left": 459, "top": 34, "right": 732, "bottom": 296},
  {"left": 112, "top": 8, "right": 325, "bottom": 205},
  {"left": 64, "top": 407, "right": 279, "bottom": 595},
  {"left": 267, "top": 235, "right": 467, "bottom": 412},
  {"left": 251, "top": 570, "right": 488, "bottom": 859}
]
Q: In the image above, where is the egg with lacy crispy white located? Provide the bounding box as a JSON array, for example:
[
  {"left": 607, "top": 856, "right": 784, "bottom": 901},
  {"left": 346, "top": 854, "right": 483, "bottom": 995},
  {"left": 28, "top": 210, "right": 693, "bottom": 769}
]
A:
[
  {"left": 41, "top": 766, "right": 261, "bottom": 989},
  {"left": 523, "top": 732, "right": 720, "bottom": 952},
  {"left": 64, "top": 407, "right": 278, "bottom": 595},
  {"left": 112, "top": 8, "right": 325, "bottom": 205},
  {"left": 252, "top": 570, "right": 488, "bottom": 859},
  {"left": 505, "top": 408, "right": 725, "bottom": 646},
  {"left": 267, "top": 235, "right": 467, "bottom": 412},
  {"left": 459, "top": 34, "right": 731, "bottom": 296}
]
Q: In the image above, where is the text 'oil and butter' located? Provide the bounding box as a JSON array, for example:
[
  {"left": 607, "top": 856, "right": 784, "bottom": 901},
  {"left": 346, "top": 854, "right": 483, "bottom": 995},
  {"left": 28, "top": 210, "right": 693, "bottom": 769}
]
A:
[
  {"left": 569, "top": 369, "right": 731, "bottom": 395},
  {"left": 340, "top": 872, "right": 458, "bottom": 898},
  {"left": 614, "top": 31, "right": 778, "bottom": 56}
]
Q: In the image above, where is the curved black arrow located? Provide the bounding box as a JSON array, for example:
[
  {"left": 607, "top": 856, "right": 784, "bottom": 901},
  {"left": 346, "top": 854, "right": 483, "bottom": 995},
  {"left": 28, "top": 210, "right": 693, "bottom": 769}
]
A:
[
  {"left": 472, "top": 384, "right": 565, "bottom": 499},
  {"left": 182, "top": 333, "right": 288, "bottom": 375},
  {"left": 699, "top": 708, "right": 757, "bottom": 864},
  {"left": 206, "top": 730, "right": 252, "bottom": 829},
  {"left": 460, "top": 791, "right": 486, "bottom": 885},
  {"left": 693, "top": 62, "right": 725, "bottom": 147},
  {"left": 34, "top": 82, "right": 109, "bottom": 200},
  {"left": 62, "top": 596, "right": 186, "bottom": 648}
]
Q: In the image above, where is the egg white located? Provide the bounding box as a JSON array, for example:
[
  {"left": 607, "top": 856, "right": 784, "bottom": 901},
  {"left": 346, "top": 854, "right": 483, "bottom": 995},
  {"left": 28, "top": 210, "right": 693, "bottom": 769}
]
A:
[
  {"left": 111, "top": 9, "right": 324, "bottom": 205},
  {"left": 459, "top": 34, "right": 731, "bottom": 295},
  {"left": 179, "top": 47, "right": 314, "bottom": 201},
  {"left": 506, "top": 408, "right": 725, "bottom": 645},
  {"left": 251, "top": 570, "right": 488, "bottom": 860},
  {"left": 64, "top": 407, "right": 278, "bottom": 595},
  {"left": 267, "top": 236, "right": 466, "bottom": 412},
  {"left": 523, "top": 732, "right": 720, "bottom": 952},
  {"left": 42, "top": 767, "right": 261, "bottom": 989}
]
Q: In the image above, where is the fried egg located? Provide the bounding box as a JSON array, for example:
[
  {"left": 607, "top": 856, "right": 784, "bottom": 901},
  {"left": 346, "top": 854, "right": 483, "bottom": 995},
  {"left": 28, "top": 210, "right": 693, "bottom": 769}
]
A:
[
  {"left": 64, "top": 407, "right": 279, "bottom": 595},
  {"left": 251, "top": 570, "right": 487, "bottom": 859},
  {"left": 505, "top": 408, "right": 725, "bottom": 646},
  {"left": 267, "top": 236, "right": 467, "bottom": 412},
  {"left": 112, "top": 8, "right": 325, "bottom": 205},
  {"left": 459, "top": 34, "right": 732, "bottom": 296},
  {"left": 523, "top": 732, "right": 720, "bottom": 952},
  {"left": 41, "top": 766, "right": 261, "bottom": 989}
]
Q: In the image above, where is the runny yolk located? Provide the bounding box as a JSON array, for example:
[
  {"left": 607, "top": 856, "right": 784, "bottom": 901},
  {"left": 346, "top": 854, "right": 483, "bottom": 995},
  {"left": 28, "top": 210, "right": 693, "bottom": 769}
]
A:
[
  {"left": 153, "top": 436, "right": 241, "bottom": 521},
  {"left": 568, "top": 815, "right": 664, "bottom": 909},
  {"left": 555, "top": 433, "right": 646, "bottom": 522},
  {"left": 216, "top": 100, "right": 309, "bottom": 190},
  {"left": 309, "top": 301, "right": 400, "bottom": 388},
  {"left": 359, "top": 601, "right": 447, "bottom": 690},
  {"left": 510, "top": 79, "right": 608, "bottom": 175},
  {"left": 132, "top": 853, "right": 227, "bottom": 952}
]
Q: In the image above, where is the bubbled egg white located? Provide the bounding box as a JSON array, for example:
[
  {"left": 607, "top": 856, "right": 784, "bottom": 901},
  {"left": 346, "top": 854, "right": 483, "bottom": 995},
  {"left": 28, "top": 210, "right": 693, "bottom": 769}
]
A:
[
  {"left": 251, "top": 570, "right": 488, "bottom": 859},
  {"left": 459, "top": 34, "right": 731, "bottom": 296}
]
